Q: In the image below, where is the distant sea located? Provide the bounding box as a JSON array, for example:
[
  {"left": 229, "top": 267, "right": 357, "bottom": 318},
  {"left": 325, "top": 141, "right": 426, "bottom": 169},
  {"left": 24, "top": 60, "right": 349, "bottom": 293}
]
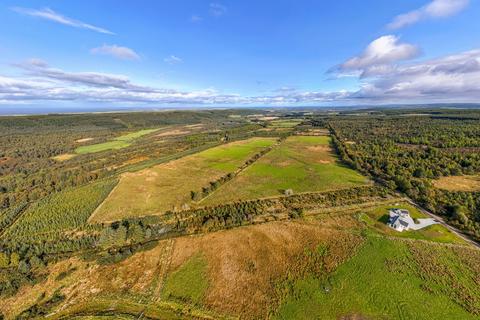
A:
[
  {"left": 0, "top": 105, "right": 241, "bottom": 116},
  {"left": 0, "top": 105, "right": 154, "bottom": 116},
  {"left": 2, "top": 103, "right": 480, "bottom": 116},
  {"left": 0, "top": 104, "right": 284, "bottom": 116}
]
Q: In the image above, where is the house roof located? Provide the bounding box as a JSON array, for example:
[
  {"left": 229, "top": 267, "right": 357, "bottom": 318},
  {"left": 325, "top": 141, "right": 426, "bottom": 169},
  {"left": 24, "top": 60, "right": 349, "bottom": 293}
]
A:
[
  {"left": 390, "top": 216, "right": 399, "bottom": 225},
  {"left": 390, "top": 216, "right": 410, "bottom": 228},
  {"left": 399, "top": 219, "right": 409, "bottom": 227}
]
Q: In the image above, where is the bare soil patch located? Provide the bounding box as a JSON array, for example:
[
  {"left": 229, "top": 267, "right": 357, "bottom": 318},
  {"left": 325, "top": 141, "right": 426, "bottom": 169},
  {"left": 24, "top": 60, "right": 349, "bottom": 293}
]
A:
[
  {"left": 0, "top": 157, "right": 12, "bottom": 164},
  {"left": 75, "top": 138, "right": 94, "bottom": 143}
]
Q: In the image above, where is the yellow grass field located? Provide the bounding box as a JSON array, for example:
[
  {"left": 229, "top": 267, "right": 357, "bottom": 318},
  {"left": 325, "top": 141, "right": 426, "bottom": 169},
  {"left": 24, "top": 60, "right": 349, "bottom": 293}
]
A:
[
  {"left": 89, "top": 137, "right": 276, "bottom": 222},
  {"left": 52, "top": 153, "right": 76, "bottom": 161},
  {"left": 433, "top": 175, "right": 480, "bottom": 192}
]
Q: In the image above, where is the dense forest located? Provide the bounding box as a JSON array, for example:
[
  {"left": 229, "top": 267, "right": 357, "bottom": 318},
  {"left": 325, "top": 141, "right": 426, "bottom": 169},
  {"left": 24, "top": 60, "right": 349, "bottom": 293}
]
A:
[{"left": 326, "top": 110, "right": 480, "bottom": 241}]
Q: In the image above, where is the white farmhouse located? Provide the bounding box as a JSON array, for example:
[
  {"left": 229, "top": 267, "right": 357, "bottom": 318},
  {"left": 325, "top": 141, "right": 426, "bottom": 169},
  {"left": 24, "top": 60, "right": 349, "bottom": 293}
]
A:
[{"left": 387, "top": 209, "right": 414, "bottom": 232}]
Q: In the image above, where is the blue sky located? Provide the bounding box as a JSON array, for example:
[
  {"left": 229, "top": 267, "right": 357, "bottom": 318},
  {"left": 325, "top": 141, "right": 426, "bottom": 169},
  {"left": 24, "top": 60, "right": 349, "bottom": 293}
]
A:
[{"left": 1, "top": 0, "right": 480, "bottom": 111}]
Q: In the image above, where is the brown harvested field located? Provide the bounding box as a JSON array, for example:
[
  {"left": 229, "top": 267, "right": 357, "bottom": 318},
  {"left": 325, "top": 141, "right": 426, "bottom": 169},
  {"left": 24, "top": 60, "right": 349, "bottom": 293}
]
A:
[
  {"left": 433, "top": 175, "right": 480, "bottom": 192},
  {"left": 89, "top": 137, "right": 276, "bottom": 223},
  {"left": 171, "top": 218, "right": 363, "bottom": 318},
  {"left": 52, "top": 153, "right": 76, "bottom": 161}
]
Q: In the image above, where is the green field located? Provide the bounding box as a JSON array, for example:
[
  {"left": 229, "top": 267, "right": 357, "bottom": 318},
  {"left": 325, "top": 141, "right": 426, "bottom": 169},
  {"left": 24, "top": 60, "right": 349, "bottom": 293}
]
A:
[
  {"left": 90, "top": 137, "right": 276, "bottom": 222},
  {"left": 268, "top": 119, "right": 303, "bottom": 128},
  {"left": 202, "top": 135, "right": 368, "bottom": 205},
  {"left": 75, "top": 128, "right": 160, "bottom": 154},
  {"left": 274, "top": 236, "right": 479, "bottom": 320},
  {"left": 162, "top": 253, "right": 208, "bottom": 305}
]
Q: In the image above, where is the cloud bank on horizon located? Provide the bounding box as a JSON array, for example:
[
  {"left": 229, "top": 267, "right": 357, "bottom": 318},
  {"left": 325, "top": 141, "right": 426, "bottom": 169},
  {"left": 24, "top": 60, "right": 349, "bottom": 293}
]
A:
[{"left": 1, "top": 0, "right": 478, "bottom": 108}]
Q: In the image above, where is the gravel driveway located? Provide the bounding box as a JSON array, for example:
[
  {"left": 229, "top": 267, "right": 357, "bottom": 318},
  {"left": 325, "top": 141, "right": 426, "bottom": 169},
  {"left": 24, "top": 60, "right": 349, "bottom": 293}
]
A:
[{"left": 410, "top": 218, "right": 438, "bottom": 230}]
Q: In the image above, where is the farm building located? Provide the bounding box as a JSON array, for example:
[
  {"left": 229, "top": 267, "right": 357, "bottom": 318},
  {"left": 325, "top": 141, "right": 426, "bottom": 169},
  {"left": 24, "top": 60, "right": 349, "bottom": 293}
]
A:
[{"left": 387, "top": 209, "right": 413, "bottom": 232}]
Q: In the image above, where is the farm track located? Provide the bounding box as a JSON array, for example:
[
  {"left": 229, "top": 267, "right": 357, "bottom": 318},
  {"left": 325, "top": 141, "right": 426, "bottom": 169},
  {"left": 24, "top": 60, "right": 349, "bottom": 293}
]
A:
[
  {"left": 152, "top": 238, "right": 175, "bottom": 302},
  {"left": 45, "top": 298, "right": 218, "bottom": 320}
]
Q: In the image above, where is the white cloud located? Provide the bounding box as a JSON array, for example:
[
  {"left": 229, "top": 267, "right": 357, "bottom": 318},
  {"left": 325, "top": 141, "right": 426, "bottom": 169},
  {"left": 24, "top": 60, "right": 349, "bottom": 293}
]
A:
[
  {"left": 359, "top": 49, "right": 480, "bottom": 100},
  {"left": 191, "top": 15, "right": 203, "bottom": 22},
  {"left": 209, "top": 3, "right": 227, "bottom": 17},
  {"left": 164, "top": 55, "right": 183, "bottom": 65},
  {"left": 388, "top": 0, "right": 469, "bottom": 29},
  {"left": 336, "top": 35, "right": 420, "bottom": 77},
  {"left": 90, "top": 44, "right": 140, "bottom": 60},
  {"left": 12, "top": 7, "right": 114, "bottom": 34},
  {"left": 12, "top": 7, "right": 114, "bottom": 35},
  {"left": 15, "top": 59, "right": 150, "bottom": 91}
]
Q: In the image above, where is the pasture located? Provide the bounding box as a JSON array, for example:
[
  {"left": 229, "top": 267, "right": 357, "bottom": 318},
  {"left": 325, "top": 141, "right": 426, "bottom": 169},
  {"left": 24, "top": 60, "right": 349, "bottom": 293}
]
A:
[
  {"left": 202, "top": 135, "right": 368, "bottom": 205},
  {"left": 433, "top": 175, "right": 480, "bottom": 192},
  {"left": 89, "top": 137, "right": 276, "bottom": 222},
  {"left": 274, "top": 236, "right": 480, "bottom": 320},
  {"left": 75, "top": 128, "right": 160, "bottom": 154},
  {"left": 268, "top": 119, "right": 303, "bottom": 128}
]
